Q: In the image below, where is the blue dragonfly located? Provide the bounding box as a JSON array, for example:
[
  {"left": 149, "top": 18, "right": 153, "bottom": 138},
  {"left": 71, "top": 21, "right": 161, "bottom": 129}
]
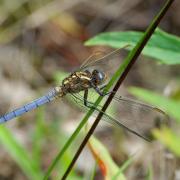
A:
[{"left": 0, "top": 48, "right": 168, "bottom": 141}]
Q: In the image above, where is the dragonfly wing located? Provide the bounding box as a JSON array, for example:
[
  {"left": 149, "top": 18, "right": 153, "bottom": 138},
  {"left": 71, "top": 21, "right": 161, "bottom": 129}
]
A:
[
  {"left": 70, "top": 93, "right": 161, "bottom": 141},
  {"left": 109, "top": 95, "right": 169, "bottom": 138},
  {"left": 78, "top": 47, "right": 128, "bottom": 74}
]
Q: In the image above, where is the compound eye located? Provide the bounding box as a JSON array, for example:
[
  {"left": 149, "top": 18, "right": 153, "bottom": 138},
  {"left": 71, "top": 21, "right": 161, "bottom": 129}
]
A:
[
  {"left": 98, "top": 71, "right": 105, "bottom": 81},
  {"left": 92, "top": 69, "right": 106, "bottom": 85}
]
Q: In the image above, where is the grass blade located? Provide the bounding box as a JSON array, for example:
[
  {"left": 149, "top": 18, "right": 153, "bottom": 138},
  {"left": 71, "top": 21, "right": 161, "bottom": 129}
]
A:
[{"left": 0, "top": 125, "right": 43, "bottom": 180}]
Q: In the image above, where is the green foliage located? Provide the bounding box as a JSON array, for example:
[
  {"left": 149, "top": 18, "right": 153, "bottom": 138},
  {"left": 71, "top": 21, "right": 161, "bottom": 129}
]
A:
[
  {"left": 89, "top": 136, "right": 126, "bottom": 180},
  {"left": 85, "top": 28, "right": 180, "bottom": 65},
  {"left": 153, "top": 127, "right": 180, "bottom": 157},
  {"left": 0, "top": 106, "right": 82, "bottom": 180},
  {"left": 129, "top": 87, "right": 180, "bottom": 157},
  {"left": 112, "top": 155, "right": 134, "bottom": 180},
  {"left": 145, "top": 165, "right": 153, "bottom": 180},
  {"left": 129, "top": 87, "right": 180, "bottom": 122},
  {"left": 0, "top": 0, "right": 176, "bottom": 179},
  {"left": 0, "top": 125, "right": 43, "bottom": 180}
]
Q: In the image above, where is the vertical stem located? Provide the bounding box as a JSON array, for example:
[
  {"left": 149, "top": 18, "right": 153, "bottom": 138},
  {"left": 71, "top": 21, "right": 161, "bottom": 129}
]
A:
[{"left": 61, "top": 0, "right": 175, "bottom": 179}]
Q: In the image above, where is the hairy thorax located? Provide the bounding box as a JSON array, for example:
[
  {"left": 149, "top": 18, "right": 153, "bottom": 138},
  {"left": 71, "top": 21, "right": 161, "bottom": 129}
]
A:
[{"left": 62, "top": 71, "right": 92, "bottom": 94}]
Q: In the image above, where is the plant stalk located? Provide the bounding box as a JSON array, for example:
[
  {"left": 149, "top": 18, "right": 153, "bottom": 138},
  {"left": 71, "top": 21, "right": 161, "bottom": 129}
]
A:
[{"left": 61, "top": 0, "right": 175, "bottom": 179}]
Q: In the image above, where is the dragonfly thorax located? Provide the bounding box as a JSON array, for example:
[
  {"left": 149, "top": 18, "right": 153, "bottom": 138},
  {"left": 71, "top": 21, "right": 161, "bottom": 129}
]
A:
[
  {"left": 60, "top": 70, "right": 106, "bottom": 95},
  {"left": 61, "top": 71, "right": 92, "bottom": 94}
]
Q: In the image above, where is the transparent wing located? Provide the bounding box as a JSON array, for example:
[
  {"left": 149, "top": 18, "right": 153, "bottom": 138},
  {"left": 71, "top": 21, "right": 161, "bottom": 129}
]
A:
[
  {"left": 79, "top": 45, "right": 129, "bottom": 72},
  {"left": 111, "top": 95, "right": 169, "bottom": 138},
  {"left": 68, "top": 92, "right": 169, "bottom": 141}
]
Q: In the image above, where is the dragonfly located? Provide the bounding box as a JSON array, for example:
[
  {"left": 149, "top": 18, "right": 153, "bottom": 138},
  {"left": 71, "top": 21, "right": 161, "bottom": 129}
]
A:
[{"left": 0, "top": 48, "right": 168, "bottom": 141}]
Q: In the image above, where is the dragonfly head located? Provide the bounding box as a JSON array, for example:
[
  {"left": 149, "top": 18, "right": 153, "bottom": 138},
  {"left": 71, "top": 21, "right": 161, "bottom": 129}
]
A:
[{"left": 91, "top": 69, "right": 107, "bottom": 86}]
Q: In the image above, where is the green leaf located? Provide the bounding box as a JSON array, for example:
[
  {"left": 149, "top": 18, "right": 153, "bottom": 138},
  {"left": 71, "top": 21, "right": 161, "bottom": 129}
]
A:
[
  {"left": 153, "top": 127, "right": 180, "bottom": 156},
  {"left": 0, "top": 125, "right": 43, "bottom": 180},
  {"left": 145, "top": 165, "right": 153, "bottom": 180},
  {"left": 88, "top": 136, "right": 126, "bottom": 180},
  {"left": 113, "top": 155, "right": 134, "bottom": 180},
  {"left": 85, "top": 28, "right": 180, "bottom": 65},
  {"left": 31, "top": 107, "right": 47, "bottom": 169},
  {"left": 129, "top": 87, "right": 180, "bottom": 122}
]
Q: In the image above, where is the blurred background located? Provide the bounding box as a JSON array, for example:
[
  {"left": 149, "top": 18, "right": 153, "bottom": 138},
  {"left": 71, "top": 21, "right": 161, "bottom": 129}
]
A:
[{"left": 0, "top": 0, "right": 179, "bottom": 179}]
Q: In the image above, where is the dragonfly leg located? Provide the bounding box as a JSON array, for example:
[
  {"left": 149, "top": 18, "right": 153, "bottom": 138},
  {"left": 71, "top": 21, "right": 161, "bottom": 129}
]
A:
[
  {"left": 90, "top": 82, "right": 107, "bottom": 96},
  {"left": 83, "top": 89, "right": 98, "bottom": 110},
  {"left": 83, "top": 89, "right": 89, "bottom": 107},
  {"left": 99, "top": 84, "right": 107, "bottom": 90},
  {"left": 91, "top": 83, "right": 115, "bottom": 97},
  {"left": 100, "top": 84, "right": 117, "bottom": 97}
]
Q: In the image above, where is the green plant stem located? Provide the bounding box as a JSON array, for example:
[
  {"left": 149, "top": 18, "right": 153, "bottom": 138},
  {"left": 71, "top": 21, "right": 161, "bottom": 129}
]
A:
[{"left": 61, "top": 0, "right": 174, "bottom": 179}]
